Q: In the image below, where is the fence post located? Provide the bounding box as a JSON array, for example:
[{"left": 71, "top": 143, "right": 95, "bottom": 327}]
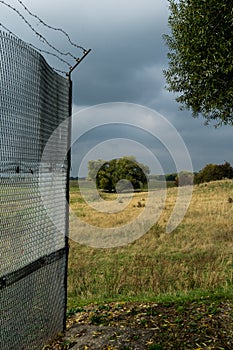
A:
[
  {"left": 63, "top": 49, "right": 91, "bottom": 331},
  {"left": 63, "top": 76, "right": 72, "bottom": 331}
]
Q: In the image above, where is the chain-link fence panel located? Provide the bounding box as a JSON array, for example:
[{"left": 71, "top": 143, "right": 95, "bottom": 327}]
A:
[{"left": 0, "top": 31, "right": 70, "bottom": 350}]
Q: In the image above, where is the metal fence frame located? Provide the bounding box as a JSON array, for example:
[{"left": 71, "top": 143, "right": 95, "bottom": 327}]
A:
[{"left": 0, "top": 31, "right": 71, "bottom": 350}]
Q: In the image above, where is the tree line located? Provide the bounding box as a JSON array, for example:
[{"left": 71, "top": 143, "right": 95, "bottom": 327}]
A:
[
  {"left": 86, "top": 157, "right": 233, "bottom": 192},
  {"left": 163, "top": 162, "right": 233, "bottom": 186}
]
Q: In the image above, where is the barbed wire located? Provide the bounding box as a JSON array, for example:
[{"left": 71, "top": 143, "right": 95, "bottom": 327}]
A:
[
  {"left": 0, "top": 0, "right": 79, "bottom": 60},
  {"left": 0, "top": 22, "right": 72, "bottom": 72},
  {"left": 16, "top": 0, "right": 87, "bottom": 53}
]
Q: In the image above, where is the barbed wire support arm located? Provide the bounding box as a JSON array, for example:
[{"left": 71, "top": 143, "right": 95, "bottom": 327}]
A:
[{"left": 67, "top": 48, "right": 91, "bottom": 79}]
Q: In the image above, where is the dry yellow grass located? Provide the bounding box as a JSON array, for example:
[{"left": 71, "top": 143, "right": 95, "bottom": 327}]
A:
[
  {"left": 70, "top": 189, "right": 149, "bottom": 227},
  {"left": 68, "top": 179, "right": 233, "bottom": 304}
]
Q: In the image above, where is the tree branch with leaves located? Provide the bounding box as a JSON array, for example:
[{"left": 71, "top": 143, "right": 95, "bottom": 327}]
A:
[{"left": 164, "top": 0, "right": 233, "bottom": 125}]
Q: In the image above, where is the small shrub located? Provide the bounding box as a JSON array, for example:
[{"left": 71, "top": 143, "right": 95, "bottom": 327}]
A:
[
  {"left": 148, "top": 344, "right": 163, "bottom": 350},
  {"left": 90, "top": 314, "right": 107, "bottom": 325}
]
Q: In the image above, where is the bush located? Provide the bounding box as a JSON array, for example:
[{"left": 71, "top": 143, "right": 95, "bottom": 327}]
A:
[
  {"left": 175, "top": 171, "right": 193, "bottom": 186},
  {"left": 195, "top": 162, "right": 233, "bottom": 184}
]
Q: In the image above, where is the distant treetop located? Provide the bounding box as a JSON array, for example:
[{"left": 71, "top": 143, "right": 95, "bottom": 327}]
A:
[{"left": 88, "top": 156, "right": 150, "bottom": 193}]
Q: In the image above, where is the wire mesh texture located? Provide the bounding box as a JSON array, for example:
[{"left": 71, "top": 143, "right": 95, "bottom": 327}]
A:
[{"left": 0, "top": 31, "right": 70, "bottom": 349}]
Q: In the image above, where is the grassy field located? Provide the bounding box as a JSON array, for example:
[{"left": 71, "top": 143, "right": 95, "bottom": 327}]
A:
[{"left": 67, "top": 179, "right": 233, "bottom": 308}]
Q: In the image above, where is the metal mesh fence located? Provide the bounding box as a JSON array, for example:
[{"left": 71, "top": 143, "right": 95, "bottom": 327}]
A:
[{"left": 0, "top": 31, "right": 70, "bottom": 349}]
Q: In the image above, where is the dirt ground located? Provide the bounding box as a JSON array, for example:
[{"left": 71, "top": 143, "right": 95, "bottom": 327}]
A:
[{"left": 44, "top": 300, "right": 233, "bottom": 350}]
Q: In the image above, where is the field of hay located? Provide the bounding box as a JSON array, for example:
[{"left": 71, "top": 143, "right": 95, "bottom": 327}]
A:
[{"left": 68, "top": 179, "right": 233, "bottom": 306}]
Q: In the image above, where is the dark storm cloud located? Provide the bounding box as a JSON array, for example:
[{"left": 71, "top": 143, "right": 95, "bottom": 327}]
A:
[
  {"left": 16, "top": 0, "right": 168, "bottom": 105},
  {"left": 1, "top": 0, "right": 232, "bottom": 175},
  {"left": 69, "top": 2, "right": 169, "bottom": 105},
  {"left": 71, "top": 123, "right": 176, "bottom": 177},
  {"left": 1, "top": 0, "right": 168, "bottom": 105}
]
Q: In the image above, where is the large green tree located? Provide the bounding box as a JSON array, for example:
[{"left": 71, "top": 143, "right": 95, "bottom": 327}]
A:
[
  {"left": 88, "top": 156, "right": 150, "bottom": 192},
  {"left": 164, "top": 0, "right": 233, "bottom": 125}
]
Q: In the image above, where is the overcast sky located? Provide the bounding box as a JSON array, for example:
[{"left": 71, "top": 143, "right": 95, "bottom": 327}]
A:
[{"left": 1, "top": 0, "right": 232, "bottom": 177}]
